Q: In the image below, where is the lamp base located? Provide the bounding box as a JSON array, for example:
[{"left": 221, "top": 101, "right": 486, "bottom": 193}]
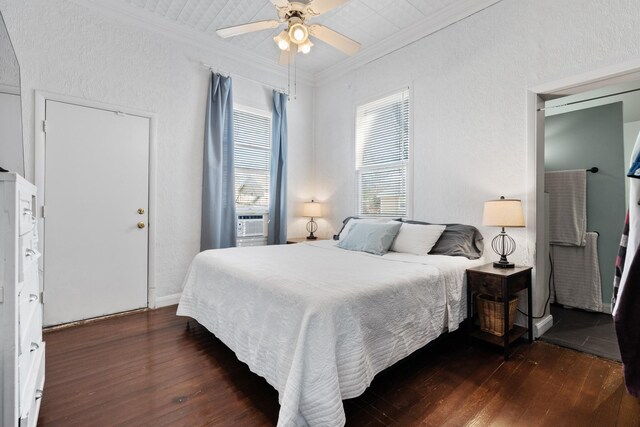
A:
[
  {"left": 493, "top": 261, "right": 515, "bottom": 269},
  {"left": 491, "top": 229, "right": 516, "bottom": 269},
  {"left": 306, "top": 218, "right": 318, "bottom": 241}
]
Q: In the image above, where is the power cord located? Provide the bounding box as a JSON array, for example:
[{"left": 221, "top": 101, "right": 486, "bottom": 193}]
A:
[{"left": 516, "top": 251, "right": 553, "bottom": 319}]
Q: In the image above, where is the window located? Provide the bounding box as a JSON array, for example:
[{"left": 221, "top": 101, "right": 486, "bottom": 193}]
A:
[
  {"left": 233, "top": 107, "right": 271, "bottom": 211},
  {"left": 356, "top": 88, "right": 410, "bottom": 217}
]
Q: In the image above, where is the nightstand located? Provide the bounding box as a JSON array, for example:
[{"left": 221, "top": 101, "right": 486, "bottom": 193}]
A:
[
  {"left": 286, "top": 237, "right": 327, "bottom": 244},
  {"left": 466, "top": 264, "right": 533, "bottom": 360}
]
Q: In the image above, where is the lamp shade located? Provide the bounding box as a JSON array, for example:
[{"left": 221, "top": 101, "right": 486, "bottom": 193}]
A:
[
  {"left": 303, "top": 201, "right": 322, "bottom": 218},
  {"left": 483, "top": 197, "right": 525, "bottom": 227}
]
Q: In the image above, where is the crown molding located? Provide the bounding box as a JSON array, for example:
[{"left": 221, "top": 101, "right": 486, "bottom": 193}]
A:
[
  {"left": 69, "top": 0, "right": 314, "bottom": 86},
  {"left": 313, "top": 0, "right": 503, "bottom": 87}
]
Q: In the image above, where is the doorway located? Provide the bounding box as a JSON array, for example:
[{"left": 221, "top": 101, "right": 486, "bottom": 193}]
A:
[
  {"left": 36, "top": 95, "right": 156, "bottom": 326},
  {"left": 530, "top": 70, "right": 640, "bottom": 360}
]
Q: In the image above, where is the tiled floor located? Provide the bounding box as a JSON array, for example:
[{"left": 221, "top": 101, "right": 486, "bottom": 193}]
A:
[{"left": 540, "top": 304, "right": 621, "bottom": 361}]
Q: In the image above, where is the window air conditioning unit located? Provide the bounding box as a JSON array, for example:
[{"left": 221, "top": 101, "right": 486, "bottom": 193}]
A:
[{"left": 237, "top": 214, "right": 268, "bottom": 247}]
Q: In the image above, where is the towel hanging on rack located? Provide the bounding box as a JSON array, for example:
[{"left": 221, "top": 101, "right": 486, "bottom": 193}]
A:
[
  {"left": 550, "top": 232, "right": 602, "bottom": 312},
  {"left": 544, "top": 170, "right": 587, "bottom": 246}
]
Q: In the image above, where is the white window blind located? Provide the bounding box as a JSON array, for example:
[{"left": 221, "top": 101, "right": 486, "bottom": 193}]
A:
[
  {"left": 356, "top": 89, "right": 410, "bottom": 217},
  {"left": 233, "top": 108, "right": 271, "bottom": 210}
]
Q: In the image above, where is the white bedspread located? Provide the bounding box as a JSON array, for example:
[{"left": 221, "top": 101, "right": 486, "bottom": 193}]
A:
[{"left": 177, "top": 240, "right": 484, "bottom": 426}]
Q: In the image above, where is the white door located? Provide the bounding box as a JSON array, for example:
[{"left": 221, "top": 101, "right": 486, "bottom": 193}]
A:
[{"left": 43, "top": 100, "right": 149, "bottom": 326}]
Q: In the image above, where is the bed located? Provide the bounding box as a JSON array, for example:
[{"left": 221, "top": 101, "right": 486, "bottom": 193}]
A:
[{"left": 177, "top": 227, "right": 484, "bottom": 427}]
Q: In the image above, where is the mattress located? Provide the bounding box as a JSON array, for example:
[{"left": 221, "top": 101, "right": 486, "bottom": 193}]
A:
[{"left": 177, "top": 240, "right": 484, "bottom": 426}]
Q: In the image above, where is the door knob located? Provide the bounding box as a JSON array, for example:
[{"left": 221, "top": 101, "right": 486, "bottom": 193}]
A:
[
  {"left": 137, "top": 208, "right": 145, "bottom": 214},
  {"left": 137, "top": 222, "right": 145, "bottom": 229}
]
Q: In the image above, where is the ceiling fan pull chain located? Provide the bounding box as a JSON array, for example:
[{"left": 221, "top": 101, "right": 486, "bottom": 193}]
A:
[{"left": 287, "top": 50, "right": 291, "bottom": 101}]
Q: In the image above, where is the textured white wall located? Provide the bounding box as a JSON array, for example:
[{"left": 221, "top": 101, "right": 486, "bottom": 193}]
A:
[
  {"left": 313, "top": 0, "right": 640, "bottom": 317},
  {"left": 0, "top": 14, "right": 18, "bottom": 88},
  {"left": 0, "top": 0, "right": 314, "bottom": 300}
]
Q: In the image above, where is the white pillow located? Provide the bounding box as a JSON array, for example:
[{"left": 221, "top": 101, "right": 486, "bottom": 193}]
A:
[
  {"left": 390, "top": 223, "right": 447, "bottom": 255},
  {"left": 339, "top": 218, "right": 393, "bottom": 241}
]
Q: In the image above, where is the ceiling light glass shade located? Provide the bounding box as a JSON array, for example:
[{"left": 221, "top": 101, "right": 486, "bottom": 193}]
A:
[
  {"left": 482, "top": 197, "right": 525, "bottom": 227},
  {"left": 298, "top": 39, "right": 313, "bottom": 54},
  {"left": 288, "top": 23, "right": 308, "bottom": 43},
  {"left": 274, "top": 30, "right": 290, "bottom": 50}
]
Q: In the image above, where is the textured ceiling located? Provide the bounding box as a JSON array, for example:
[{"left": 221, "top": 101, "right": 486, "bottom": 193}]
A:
[{"left": 114, "top": 0, "right": 457, "bottom": 75}]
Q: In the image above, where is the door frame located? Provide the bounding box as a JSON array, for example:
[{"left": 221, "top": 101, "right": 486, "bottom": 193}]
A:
[
  {"left": 34, "top": 90, "right": 159, "bottom": 309},
  {"left": 526, "top": 58, "right": 640, "bottom": 336}
]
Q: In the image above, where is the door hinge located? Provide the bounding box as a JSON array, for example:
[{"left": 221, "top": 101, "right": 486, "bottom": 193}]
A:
[
  {"left": 40, "top": 291, "right": 44, "bottom": 305},
  {"left": 41, "top": 205, "right": 46, "bottom": 218},
  {"left": 0, "top": 286, "right": 4, "bottom": 303},
  {"left": 42, "top": 120, "right": 48, "bottom": 133}
]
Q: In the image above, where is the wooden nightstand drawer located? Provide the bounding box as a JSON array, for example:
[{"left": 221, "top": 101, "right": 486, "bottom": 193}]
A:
[{"left": 468, "top": 272, "right": 502, "bottom": 294}]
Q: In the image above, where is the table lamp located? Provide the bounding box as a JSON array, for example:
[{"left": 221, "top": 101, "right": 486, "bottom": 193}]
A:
[
  {"left": 303, "top": 200, "right": 321, "bottom": 240},
  {"left": 482, "top": 196, "right": 525, "bottom": 268}
]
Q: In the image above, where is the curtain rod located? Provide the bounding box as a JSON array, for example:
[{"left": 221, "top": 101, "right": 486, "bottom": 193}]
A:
[{"left": 202, "top": 63, "right": 288, "bottom": 95}]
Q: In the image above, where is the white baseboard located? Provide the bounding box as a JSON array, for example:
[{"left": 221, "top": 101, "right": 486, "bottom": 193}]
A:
[
  {"left": 534, "top": 314, "right": 554, "bottom": 338},
  {"left": 155, "top": 293, "right": 181, "bottom": 308}
]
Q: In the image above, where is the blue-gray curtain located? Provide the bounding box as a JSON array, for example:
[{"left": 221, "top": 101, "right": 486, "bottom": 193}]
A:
[
  {"left": 201, "top": 72, "right": 236, "bottom": 250},
  {"left": 268, "top": 91, "right": 288, "bottom": 245}
]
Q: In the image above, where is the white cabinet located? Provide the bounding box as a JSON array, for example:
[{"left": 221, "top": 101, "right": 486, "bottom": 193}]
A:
[{"left": 1, "top": 173, "right": 45, "bottom": 427}]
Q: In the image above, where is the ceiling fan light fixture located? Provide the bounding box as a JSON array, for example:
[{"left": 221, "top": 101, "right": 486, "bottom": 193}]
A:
[
  {"left": 288, "top": 22, "right": 308, "bottom": 43},
  {"left": 298, "top": 39, "right": 313, "bottom": 54},
  {"left": 273, "top": 30, "right": 291, "bottom": 50}
]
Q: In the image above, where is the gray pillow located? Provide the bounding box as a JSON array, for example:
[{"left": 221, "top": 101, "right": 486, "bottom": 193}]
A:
[
  {"left": 396, "top": 219, "right": 484, "bottom": 259},
  {"left": 337, "top": 222, "right": 402, "bottom": 256}
]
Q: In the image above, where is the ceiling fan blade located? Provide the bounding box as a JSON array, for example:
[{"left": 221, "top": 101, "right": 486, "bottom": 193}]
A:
[
  {"left": 279, "top": 49, "right": 296, "bottom": 66},
  {"left": 216, "top": 20, "right": 282, "bottom": 38},
  {"left": 270, "top": 0, "right": 290, "bottom": 8},
  {"left": 306, "top": 0, "right": 348, "bottom": 16},
  {"left": 309, "top": 24, "right": 360, "bottom": 55}
]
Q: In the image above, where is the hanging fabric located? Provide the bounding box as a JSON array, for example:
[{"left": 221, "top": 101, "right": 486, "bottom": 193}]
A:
[
  {"left": 551, "top": 232, "right": 602, "bottom": 312},
  {"left": 545, "top": 169, "right": 604, "bottom": 311},
  {"left": 544, "top": 170, "right": 587, "bottom": 246},
  {"left": 612, "top": 211, "right": 629, "bottom": 307},
  {"left": 268, "top": 91, "right": 288, "bottom": 245},
  {"left": 615, "top": 248, "right": 640, "bottom": 397},
  {"left": 614, "top": 130, "right": 640, "bottom": 397},
  {"left": 201, "top": 72, "right": 237, "bottom": 250}
]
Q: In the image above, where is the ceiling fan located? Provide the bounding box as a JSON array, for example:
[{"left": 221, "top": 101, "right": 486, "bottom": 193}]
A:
[{"left": 216, "top": 0, "right": 361, "bottom": 65}]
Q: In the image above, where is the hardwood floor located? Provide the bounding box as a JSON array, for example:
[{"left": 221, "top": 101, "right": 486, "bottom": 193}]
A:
[{"left": 38, "top": 306, "right": 640, "bottom": 427}]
